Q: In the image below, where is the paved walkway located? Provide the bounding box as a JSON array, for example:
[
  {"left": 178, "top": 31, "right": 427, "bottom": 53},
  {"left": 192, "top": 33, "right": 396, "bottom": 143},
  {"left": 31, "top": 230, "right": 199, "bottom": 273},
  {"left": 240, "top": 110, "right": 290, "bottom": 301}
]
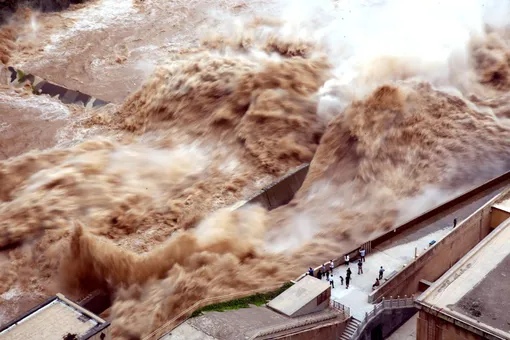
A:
[
  {"left": 322, "top": 224, "right": 452, "bottom": 319},
  {"left": 387, "top": 314, "right": 417, "bottom": 339},
  {"left": 318, "top": 184, "right": 505, "bottom": 320}
]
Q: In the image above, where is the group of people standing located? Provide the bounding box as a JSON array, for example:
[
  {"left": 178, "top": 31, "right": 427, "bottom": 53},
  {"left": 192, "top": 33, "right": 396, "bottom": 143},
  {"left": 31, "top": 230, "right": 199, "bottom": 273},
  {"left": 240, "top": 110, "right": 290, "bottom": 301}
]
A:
[
  {"left": 308, "top": 259, "right": 336, "bottom": 287},
  {"left": 307, "top": 247, "right": 386, "bottom": 291}
]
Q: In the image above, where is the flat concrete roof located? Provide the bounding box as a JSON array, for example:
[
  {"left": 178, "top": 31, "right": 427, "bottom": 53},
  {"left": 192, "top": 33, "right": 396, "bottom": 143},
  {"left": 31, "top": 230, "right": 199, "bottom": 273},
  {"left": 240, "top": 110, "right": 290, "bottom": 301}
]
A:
[
  {"left": 417, "top": 218, "right": 510, "bottom": 339},
  {"left": 267, "top": 275, "right": 329, "bottom": 317},
  {"left": 492, "top": 197, "right": 510, "bottom": 213},
  {"left": 0, "top": 295, "right": 106, "bottom": 340},
  {"left": 164, "top": 305, "right": 341, "bottom": 340}
]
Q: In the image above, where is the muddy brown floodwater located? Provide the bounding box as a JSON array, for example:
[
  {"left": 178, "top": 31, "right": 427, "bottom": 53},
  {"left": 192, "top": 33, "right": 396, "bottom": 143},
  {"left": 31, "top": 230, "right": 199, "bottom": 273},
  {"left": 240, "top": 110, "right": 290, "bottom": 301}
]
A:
[
  {"left": 8, "top": 0, "right": 282, "bottom": 103},
  {"left": 0, "top": 88, "right": 66, "bottom": 160},
  {"left": 2, "top": 0, "right": 510, "bottom": 339}
]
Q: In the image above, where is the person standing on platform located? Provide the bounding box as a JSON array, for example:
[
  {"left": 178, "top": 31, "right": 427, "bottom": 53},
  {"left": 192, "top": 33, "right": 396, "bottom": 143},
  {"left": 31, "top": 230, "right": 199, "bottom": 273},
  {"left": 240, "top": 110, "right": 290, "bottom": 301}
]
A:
[
  {"left": 339, "top": 275, "right": 344, "bottom": 286},
  {"left": 344, "top": 254, "right": 350, "bottom": 266},
  {"left": 357, "top": 259, "right": 363, "bottom": 275},
  {"left": 329, "top": 274, "right": 335, "bottom": 288},
  {"left": 329, "top": 259, "right": 335, "bottom": 273},
  {"left": 346, "top": 267, "right": 352, "bottom": 289},
  {"left": 379, "top": 266, "right": 385, "bottom": 280},
  {"left": 360, "top": 247, "right": 366, "bottom": 262},
  {"left": 308, "top": 267, "right": 314, "bottom": 277},
  {"left": 317, "top": 268, "right": 323, "bottom": 280}
]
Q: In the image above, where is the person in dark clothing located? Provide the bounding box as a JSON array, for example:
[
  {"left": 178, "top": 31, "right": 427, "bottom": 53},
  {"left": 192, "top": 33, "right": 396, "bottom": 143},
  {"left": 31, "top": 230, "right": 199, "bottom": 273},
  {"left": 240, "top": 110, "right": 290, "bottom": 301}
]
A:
[
  {"left": 308, "top": 267, "right": 314, "bottom": 277},
  {"left": 372, "top": 278, "right": 380, "bottom": 290},
  {"left": 357, "top": 259, "right": 363, "bottom": 274},
  {"left": 339, "top": 275, "right": 344, "bottom": 285},
  {"left": 317, "top": 269, "right": 323, "bottom": 280},
  {"left": 453, "top": 218, "right": 457, "bottom": 228},
  {"left": 326, "top": 270, "right": 330, "bottom": 281},
  {"left": 379, "top": 266, "right": 385, "bottom": 280},
  {"left": 346, "top": 267, "right": 352, "bottom": 288}
]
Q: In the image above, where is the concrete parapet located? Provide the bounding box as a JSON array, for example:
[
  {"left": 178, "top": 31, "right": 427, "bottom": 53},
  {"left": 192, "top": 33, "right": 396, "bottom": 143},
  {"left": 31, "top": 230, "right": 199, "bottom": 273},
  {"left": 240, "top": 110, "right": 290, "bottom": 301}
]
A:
[
  {"left": 6, "top": 66, "right": 109, "bottom": 108},
  {"left": 239, "top": 164, "right": 309, "bottom": 211}
]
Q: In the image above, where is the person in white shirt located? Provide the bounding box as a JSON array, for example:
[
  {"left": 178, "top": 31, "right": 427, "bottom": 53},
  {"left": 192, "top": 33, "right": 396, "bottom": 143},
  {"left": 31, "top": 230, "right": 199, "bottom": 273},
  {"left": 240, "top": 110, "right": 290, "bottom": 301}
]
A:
[
  {"left": 329, "top": 260, "right": 334, "bottom": 273},
  {"left": 360, "top": 248, "right": 366, "bottom": 262},
  {"left": 344, "top": 254, "right": 349, "bottom": 266},
  {"left": 329, "top": 274, "right": 334, "bottom": 288}
]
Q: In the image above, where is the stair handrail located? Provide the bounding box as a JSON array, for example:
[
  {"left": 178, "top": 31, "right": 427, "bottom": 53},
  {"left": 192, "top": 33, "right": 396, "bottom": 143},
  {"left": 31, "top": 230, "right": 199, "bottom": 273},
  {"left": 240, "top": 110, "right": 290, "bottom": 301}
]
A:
[{"left": 346, "top": 296, "right": 415, "bottom": 339}]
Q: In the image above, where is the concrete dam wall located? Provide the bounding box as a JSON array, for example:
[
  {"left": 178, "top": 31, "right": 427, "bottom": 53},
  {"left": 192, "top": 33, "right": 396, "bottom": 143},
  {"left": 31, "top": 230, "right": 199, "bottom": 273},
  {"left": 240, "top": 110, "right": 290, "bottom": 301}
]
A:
[{"left": 6, "top": 66, "right": 109, "bottom": 108}]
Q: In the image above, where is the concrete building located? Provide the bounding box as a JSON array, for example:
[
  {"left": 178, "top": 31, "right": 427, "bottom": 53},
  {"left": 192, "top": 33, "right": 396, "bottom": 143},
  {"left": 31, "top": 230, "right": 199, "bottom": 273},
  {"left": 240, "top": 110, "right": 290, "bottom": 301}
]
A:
[
  {"left": 415, "top": 214, "right": 510, "bottom": 340},
  {"left": 0, "top": 293, "right": 110, "bottom": 340},
  {"left": 268, "top": 276, "right": 331, "bottom": 317},
  {"left": 164, "top": 276, "right": 349, "bottom": 340}
]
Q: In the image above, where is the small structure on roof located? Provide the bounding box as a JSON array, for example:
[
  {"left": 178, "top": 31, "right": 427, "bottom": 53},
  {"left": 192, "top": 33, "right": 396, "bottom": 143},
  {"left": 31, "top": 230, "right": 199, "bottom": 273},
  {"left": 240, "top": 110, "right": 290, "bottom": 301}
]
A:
[
  {"left": 0, "top": 293, "right": 110, "bottom": 340},
  {"left": 267, "top": 275, "right": 331, "bottom": 317}
]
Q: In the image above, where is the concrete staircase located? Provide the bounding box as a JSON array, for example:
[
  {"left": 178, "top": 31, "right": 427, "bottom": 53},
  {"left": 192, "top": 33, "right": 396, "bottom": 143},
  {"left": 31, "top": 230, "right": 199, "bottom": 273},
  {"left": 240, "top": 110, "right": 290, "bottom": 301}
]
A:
[{"left": 340, "top": 317, "right": 361, "bottom": 340}]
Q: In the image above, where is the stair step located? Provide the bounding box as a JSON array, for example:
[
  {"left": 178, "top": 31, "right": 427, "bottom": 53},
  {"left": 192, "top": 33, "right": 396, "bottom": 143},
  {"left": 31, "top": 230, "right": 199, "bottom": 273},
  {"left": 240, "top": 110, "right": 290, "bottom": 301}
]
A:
[{"left": 340, "top": 318, "right": 361, "bottom": 340}]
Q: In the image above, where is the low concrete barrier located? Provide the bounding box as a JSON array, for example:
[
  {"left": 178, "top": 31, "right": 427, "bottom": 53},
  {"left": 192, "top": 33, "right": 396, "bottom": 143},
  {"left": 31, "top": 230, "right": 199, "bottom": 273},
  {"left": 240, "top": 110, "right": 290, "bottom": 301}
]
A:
[
  {"left": 6, "top": 66, "right": 109, "bottom": 108},
  {"left": 299, "top": 170, "right": 510, "bottom": 282},
  {"left": 237, "top": 163, "right": 309, "bottom": 211}
]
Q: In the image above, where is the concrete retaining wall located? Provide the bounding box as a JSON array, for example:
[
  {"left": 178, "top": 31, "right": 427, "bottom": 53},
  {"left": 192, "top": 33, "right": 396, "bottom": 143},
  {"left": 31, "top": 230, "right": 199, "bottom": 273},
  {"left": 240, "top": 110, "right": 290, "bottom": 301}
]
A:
[
  {"left": 269, "top": 318, "right": 347, "bottom": 340},
  {"left": 356, "top": 308, "right": 417, "bottom": 340},
  {"left": 367, "top": 194, "right": 501, "bottom": 303},
  {"left": 416, "top": 310, "right": 484, "bottom": 340},
  {"left": 6, "top": 66, "right": 109, "bottom": 107},
  {"left": 238, "top": 164, "right": 309, "bottom": 211}
]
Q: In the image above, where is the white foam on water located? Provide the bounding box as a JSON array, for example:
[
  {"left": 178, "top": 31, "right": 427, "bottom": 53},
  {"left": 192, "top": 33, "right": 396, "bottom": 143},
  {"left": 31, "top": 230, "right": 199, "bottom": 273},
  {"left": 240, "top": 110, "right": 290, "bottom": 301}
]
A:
[
  {"left": 0, "top": 92, "right": 71, "bottom": 121},
  {"left": 1, "top": 287, "right": 21, "bottom": 300},
  {"left": 46, "top": 0, "right": 141, "bottom": 51},
  {"left": 0, "top": 122, "right": 11, "bottom": 133}
]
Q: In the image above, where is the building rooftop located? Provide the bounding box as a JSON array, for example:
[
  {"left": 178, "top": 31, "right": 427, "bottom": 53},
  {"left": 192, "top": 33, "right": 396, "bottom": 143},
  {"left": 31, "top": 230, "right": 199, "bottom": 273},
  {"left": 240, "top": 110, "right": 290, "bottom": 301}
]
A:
[
  {"left": 416, "top": 218, "right": 510, "bottom": 339},
  {"left": 492, "top": 197, "right": 510, "bottom": 213},
  {"left": 267, "top": 275, "right": 330, "bottom": 317},
  {"left": 164, "top": 305, "right": 342, "bottom": 340},
  {"left": 0, "top": 294, "right": 110, "bottom": 340}
]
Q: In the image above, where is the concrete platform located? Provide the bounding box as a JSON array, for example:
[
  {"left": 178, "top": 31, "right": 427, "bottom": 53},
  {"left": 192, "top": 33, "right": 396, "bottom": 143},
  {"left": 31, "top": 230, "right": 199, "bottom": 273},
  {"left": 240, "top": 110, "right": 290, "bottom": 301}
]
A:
[
  {"left": 268, "top": 275, "right": 330, "bottom": 317},
  {"left": 325, "top": 185, "right": 505, "bottom": 320},
  {"left": 163, "top": 305, "right": 344, "bottom": 340},
  {"left": 0, "top": 294, "right": 109, "bottom": 340},
  {"left": 417, "top": 219, "right": 510, "bottom": 339},
  {"left": 387, "top": 314, "right": 417, "bottom": 340}
]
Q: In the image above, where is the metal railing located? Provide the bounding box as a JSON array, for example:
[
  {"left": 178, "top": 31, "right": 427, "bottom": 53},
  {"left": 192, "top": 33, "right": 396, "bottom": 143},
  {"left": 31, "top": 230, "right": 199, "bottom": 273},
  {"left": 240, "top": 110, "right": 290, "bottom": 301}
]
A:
[
  {"left": 350, "top": 297, "right": 415, "bottom": 339},
  {"left": 248, "top": 299, "right": 350, "bottom": 339},
  {"left": 330, "top": 299, "right": 351, "bottom": 318}
]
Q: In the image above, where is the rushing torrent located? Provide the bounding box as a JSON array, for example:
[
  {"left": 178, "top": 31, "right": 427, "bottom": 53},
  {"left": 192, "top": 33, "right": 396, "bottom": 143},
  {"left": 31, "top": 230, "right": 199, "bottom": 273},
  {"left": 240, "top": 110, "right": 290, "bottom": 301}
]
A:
[{"left": 2, "top": 0, "right": 510, "bottom": 339}]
